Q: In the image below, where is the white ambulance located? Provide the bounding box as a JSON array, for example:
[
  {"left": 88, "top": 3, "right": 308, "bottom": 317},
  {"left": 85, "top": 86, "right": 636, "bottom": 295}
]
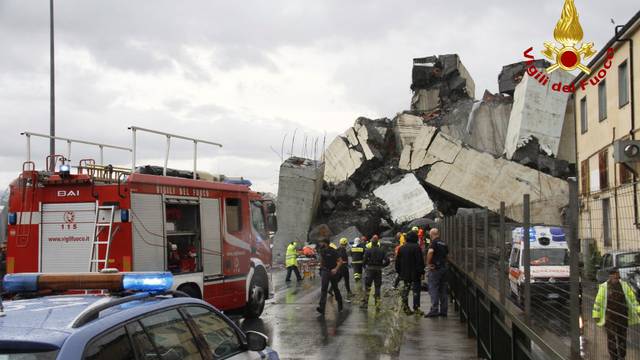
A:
[{"left": 508, "top": 226, "right": 570, "bottom": 304}]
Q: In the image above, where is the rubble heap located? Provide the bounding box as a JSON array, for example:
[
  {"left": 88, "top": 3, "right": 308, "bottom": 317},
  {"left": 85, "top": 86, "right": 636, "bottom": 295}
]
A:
[{"left": 276, "top": 54, "right": 577, "bottom": 246}]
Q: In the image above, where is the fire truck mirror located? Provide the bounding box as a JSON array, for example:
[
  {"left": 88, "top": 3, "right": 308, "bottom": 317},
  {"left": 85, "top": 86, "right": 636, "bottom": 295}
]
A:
[{"left": 266, "top": 202, "right": 276, "bottom": 214}]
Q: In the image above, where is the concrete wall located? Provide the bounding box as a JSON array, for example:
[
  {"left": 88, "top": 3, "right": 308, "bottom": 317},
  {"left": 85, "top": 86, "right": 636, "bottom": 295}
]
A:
[
  {"left": 274, "top": 158, "right": 324, "bottom": 264},
  {"left": 505, "top": 69, "right": 574, "bottom": 159}
]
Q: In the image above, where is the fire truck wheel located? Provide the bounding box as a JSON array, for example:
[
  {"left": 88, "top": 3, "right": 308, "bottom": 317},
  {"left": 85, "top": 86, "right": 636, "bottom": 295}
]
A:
[
  {"left": 178, "top": 284, "right": 202, "bottom": 299},
  {"left": 244, "top": 280, "right": 266, "bottom": 319}
]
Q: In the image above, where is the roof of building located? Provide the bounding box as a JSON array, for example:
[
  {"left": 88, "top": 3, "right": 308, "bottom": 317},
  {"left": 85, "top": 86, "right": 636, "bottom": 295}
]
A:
[{"left": 574, "top": 9, "right": 640, "bottom": 84}]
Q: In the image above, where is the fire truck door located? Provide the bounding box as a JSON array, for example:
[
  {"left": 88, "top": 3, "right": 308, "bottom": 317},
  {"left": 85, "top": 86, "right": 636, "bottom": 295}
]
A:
[
  {"left": 200, "top": 198, "right": 222, "bottom": 277},
  {"left": 40, "top": 202, "right": 96, "bottom": 272},
  {"left": 131, "top": 193, "right": 165, "bottom": 271}
]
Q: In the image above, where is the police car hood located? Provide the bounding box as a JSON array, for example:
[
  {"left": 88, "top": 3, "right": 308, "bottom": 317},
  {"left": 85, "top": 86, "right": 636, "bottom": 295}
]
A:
[{"left": 0, "top": 295, "right": 107, "bottom": 347}]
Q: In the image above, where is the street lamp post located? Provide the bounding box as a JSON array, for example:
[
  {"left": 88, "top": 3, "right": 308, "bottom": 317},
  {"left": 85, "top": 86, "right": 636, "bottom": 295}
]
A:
[{"left": 49, "top": 0, "right": 55, "bottom": 169}]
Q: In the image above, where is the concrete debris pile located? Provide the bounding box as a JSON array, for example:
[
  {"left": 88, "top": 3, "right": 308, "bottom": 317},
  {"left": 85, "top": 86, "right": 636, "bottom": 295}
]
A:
[{"left": 275, "top": 54, "right": 576, "bottom": 247}]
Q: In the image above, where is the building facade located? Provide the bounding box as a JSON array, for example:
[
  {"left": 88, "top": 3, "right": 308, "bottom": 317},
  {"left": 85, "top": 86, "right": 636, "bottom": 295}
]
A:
[{"left": 575, "top": 12, "right": 640, "bottom": 252}]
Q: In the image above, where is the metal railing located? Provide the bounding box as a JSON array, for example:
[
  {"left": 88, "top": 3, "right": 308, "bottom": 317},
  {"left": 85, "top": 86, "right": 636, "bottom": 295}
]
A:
[{"left": 442, "top": 180, "right": 583, "bottom": 359}]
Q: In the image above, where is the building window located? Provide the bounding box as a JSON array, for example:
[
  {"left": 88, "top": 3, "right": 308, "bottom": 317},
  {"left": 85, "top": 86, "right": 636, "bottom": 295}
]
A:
[
  {"left": 580, "top": 159, "right": 590, "bottom": 195},
  {"left": 619, "top": 61, "right": 629, "bottom": 107},
  {"left": 602, "top": 198, "right": 612, "bottom": 248},
  {"left": 598, "top": 80, "right": 607, "bottom": 121},
  {"left": 598, "top": 149, "right": 609, "bottom": 190},
  {"left": 620, "top": 163, "right": 634, "bottom": 184},
  {"left": 580, "top": 97, "right": 588, "bottom": 134}
]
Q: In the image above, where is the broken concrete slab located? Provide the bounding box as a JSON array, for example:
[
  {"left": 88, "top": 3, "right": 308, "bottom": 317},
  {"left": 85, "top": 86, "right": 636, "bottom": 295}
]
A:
[
  {"left": 405, "top": 127, "right": 569, "bottom": 224},
  {"left": 373, "top": 173, "right": 435, "bottom": 225},
  {"left": 330, "top": 226, "right": 362, "bottom": 244},
  {"left": 274, "top": 157, "right": 324, "bottom": 263},
  {"left": 465, "top": 95, "right": 512, "bottom": 156},
  {"left": 504, "top": 68, "right": 573, "bottom": 159},
  {"left": 323, "top": 136, "right": 364, "bottom": 184},
  {"left": 411, "top": 88, "right": 440, "bottom": 112},
  {"left": 498, "top": 59, "right": 551, "bottom": 96},
  {"left": 393, "top": 113, "right": 425, "bottom": 153}
]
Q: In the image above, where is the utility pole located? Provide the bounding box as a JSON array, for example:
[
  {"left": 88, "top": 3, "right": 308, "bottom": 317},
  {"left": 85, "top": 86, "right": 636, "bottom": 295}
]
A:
[{"left": 49, "top": 0, "right": 55, "bottom": 169}]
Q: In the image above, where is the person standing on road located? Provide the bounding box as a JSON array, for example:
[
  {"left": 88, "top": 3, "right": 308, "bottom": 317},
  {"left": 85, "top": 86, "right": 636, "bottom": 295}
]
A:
[
  {"left": 317, "top": 238, "right": 344, "bottom": 316},
  {"left": 396, "top": 231, "right": 425, "bottom": 315},
  {"left": 361, "top": 236, "right": 390, "bottom": 310},
  {"left": 351, "top": 238, "right": 365, "bottom": 283},
  {"left": 593, "top": 269, "right": 640, "bottom": 360},
  {"left": 285, "top": 241, "right": 303, "bottom": 282},
  {"left": 425, "top": 228, "right": 449, "bottom": 318},
  {"left": 393, "top": 232, "right": 406, "bottom": 289},
  {"left": 337, "top": 238, "right": 353, "bottom": 299}
]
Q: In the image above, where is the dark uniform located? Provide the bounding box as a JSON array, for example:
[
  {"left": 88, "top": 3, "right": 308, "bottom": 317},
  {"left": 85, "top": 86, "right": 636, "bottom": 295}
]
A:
[
  {"left": 318, "top": 246, "right": 343, "bottom": 315},
  {"left": 396, "top": 233, "right": 425, "bottom": 313},
  {"left": 362, "top": 243, "right": 389, "bottom": 308},
  {"left": 336, "top": 246, "right": 352, "bottom": 295},
  {"left": 351, "top": 244, "right": 365, "bottom": 282},
  {"left": 426, "top": 238, "right": 449, "bottom": 317}
]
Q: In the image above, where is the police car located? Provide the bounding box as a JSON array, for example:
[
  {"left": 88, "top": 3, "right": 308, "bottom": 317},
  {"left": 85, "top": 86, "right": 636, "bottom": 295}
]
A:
[{"left": 0, "top": 271, "right": 279, "bottom": 360}]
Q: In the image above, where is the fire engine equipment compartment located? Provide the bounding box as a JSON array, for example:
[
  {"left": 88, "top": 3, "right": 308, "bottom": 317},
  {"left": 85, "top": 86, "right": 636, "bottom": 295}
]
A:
[{"left": 165, "top": 199, "right": 201, "bottom": 274}]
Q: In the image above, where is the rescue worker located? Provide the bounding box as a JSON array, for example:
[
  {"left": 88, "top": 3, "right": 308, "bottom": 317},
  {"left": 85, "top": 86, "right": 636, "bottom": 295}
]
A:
[
  {"left": 317, "top": 238, "right": 344, "bottom": 316},
  {"left": 396, "top": 231, "right": 425, "bottom": 315},
  {"left": 425, "top": 228, "right": 449, "bottom": 318},
  {"left": 351, "top": 237, "right": 365, "bottom": 282},
  {"left": 361, "top": 236, "right": 389, "bottom": 310},
  {"left": 167, "top": 243, "right": 181, "bottom": 274},
  {"left": 593, "top": 268, "right": 640, "bottom": 360},
  {"left": 285, "top": 241, "right": 303, "bottom": 282},
  {"left": 393, "top": 232, "right": 406, "bottom": 289},
  {"left": 337, "top": 238, "right": 353, "bottom": 298},
  {"left": 417, "top": 227, "right": 425, "bottom": 251}
]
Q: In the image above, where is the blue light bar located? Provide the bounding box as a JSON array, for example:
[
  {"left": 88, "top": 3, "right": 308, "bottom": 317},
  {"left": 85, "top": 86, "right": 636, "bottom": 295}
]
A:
[
  {"left": 3, "top": 273, "right": 39, "bottom": 293},
  {"left": 122, "top": 272, "right": 173, "bottom": 292}
]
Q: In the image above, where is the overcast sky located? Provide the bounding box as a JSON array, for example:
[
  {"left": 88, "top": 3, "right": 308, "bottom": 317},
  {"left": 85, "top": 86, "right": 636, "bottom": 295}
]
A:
[{"left": 1, "top": 1, "right": 638, "bottom": 193}]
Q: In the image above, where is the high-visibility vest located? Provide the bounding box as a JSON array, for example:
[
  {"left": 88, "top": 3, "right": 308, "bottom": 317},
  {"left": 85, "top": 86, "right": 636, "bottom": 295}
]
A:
[
  {"left": 593, "top": 280, "right": 640, "bottom": 327},
  {"left": 351, "top": 246, "right": 364, "bottom": 264},
  {"left": 285, "top": 243, "right": 298, "bottom": 268}
]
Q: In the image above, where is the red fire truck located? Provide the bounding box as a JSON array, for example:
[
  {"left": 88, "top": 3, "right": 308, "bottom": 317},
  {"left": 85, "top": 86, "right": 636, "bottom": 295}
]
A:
[{"left": 6, "top": 127, "right": 276, "bottom": 318}]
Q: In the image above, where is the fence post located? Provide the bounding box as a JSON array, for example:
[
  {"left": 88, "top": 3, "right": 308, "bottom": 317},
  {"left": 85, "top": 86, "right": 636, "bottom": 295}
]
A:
[
  {"left": 465, "top": 215, "right": 469, "bottom": 272},
  {"left": 484, "top": 207, "right": 489, "bottom": 288},
  {"left": 568, "top": 179, "right": 581, "bottom": 359},
  {"left": 523, "top": 194, "right": 531, "bottom": 323},
  {"left": 472, "top": 212, "right": 477, "bottom": 276},
  {"left": 499, "top": 202, "right": 506, "bottom": 305}
]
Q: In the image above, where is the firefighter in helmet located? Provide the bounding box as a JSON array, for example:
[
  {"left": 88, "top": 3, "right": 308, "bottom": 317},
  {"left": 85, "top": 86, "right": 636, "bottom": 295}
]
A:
[{"left": 351, "top": 237, "right": 365, "bottom": 282}]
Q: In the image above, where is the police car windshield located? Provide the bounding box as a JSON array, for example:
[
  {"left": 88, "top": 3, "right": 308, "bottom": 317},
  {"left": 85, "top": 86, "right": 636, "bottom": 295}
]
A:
[
  {"left": 530, "top": 249, "right": 569, "bottom": 266},
  {"left": 0, "top": 351, "right": 58, "bottom": 360}
]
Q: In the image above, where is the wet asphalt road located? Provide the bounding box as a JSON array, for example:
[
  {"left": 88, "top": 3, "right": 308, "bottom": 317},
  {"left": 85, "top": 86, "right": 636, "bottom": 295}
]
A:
[{"left": 232, "top": 268, "right": 477, "bottom": 360}]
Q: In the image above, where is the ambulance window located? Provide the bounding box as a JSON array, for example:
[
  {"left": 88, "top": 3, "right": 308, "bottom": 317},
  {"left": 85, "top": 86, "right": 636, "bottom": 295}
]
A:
[
  {"left": 226, "top": 198, "right": 243, "bottom": 233},
  {"left": 251, "top": 201, "right": 267, "bottom": 239}
]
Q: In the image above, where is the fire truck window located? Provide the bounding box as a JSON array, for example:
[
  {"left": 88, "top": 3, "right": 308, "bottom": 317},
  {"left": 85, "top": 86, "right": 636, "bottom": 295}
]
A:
[
  {"left": 165, "top": 203, "right": 201, "bottom": 275},
  {"left": 251, "top": 201, "right": 267, "bottom": 239},
  {"left": 225, "top": 198, "right": 242, "bottom": 233}
]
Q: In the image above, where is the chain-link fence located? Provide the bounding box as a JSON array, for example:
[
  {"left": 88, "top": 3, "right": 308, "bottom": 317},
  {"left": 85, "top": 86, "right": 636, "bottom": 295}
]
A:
[
  {"left": 442, "top": 180, "right": 640, "bottom": 359},
  {"left": 579, "top": 181, "right": 640, "bottom": 359}
]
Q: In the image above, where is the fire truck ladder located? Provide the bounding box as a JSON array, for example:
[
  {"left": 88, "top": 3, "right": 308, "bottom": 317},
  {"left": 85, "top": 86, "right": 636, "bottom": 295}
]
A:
[{"left": 89, "top": 205, "right": 116, "bottom": 272}]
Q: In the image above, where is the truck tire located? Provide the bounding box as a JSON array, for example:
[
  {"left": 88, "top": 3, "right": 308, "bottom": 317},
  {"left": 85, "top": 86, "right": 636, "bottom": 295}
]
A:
[
  {"left": 244, "top": 280, "right": 266, "bottom": 319},
  {"left": 178, "top": 284, "right": 202, "bottom": 299}
]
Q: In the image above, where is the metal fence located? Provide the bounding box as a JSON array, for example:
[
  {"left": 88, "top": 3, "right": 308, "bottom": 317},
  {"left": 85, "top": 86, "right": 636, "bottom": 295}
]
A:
[
  {"left": 441, "top": 181, "right": 585, "bottom": 359},
  {"left": 579, "top": 181, "right": 640, "bottom": 359}
]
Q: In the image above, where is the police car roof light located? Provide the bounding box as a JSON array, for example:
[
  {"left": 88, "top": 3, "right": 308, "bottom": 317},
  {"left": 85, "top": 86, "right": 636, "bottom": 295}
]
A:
[
  {"left": 2, "top": 272, "right": 173, "bottom": 294},
  {"left": 122, "top": 272, "right": 173, "bottom": 292}
]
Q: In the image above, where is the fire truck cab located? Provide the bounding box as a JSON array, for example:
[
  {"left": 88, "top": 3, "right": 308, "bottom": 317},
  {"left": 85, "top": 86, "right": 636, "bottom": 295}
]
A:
[{"left": 6, "top": 127, "right": 275, "bottom": 319}]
